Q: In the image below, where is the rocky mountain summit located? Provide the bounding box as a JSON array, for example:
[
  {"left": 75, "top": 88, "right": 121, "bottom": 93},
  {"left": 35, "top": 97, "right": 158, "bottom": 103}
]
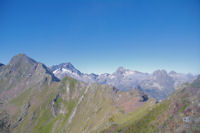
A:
[
  {"left": 50, "top": 63, "right": 98, "bottom": 83},
  {"left": 0, "top": 54, "right": 59, "bottom": 102},
  {"left": 50, "top": 63, "right": 82, "bottom": 79},
  {"left": 51, "top": 63, "right": 196, "bottom": 100}
]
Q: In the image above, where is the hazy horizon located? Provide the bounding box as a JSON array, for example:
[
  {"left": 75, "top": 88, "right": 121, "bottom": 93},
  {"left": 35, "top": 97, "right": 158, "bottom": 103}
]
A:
[
  {"left": 0, "top": 53, "right": 198, "bottom": 75},
  {"left": 1, "top": 0, "right": 200, "bottom": 74}
]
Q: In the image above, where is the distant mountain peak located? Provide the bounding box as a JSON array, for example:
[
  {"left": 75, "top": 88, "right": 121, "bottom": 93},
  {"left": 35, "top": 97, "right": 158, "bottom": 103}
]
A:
[
  {"left": 153, "top": 69, "right": 167, "bottom": 74},
  {"left": 152, "top": 69, "right": 168, "bottom": 78},
  {"left": 114, "top": 67, "right": 143, "bottom": 77},
  {"left": 61, "top": 62, "right": 73, "bottom": 67},
  {"left": 115, "top": 67, "right": 129, "bottom": 74},
  {"left": 169, "top": 70, "right": 177, "bottom": 75},
  {"left": 50, "top": 62, "right": 196, "bottom": 100},
  {"left": 117, "top": 66, "right": 125, "bottom": 71},
  {"left": 153, "top": 69, "right": 171, "bottom": 78},
  {"left": 50, "top": 62, "right": 79, "bottom": 72},
  {"left": 89, "top": 73, "right": 98, "bottom": 77}
]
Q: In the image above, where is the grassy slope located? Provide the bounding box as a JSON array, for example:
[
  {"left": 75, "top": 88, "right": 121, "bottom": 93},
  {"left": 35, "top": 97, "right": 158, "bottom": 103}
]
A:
[
  {"left": 66, "top": 84, "right": 155, "bottom": 133},
  {"left": 5, "top": 77, "right": 87, "bottom": 133},
  {"left": 5, "top": 77, "right": 156, "bottom": 133},
  {"left": 105, "top": 78, "right": 200, "bottom": 133}
]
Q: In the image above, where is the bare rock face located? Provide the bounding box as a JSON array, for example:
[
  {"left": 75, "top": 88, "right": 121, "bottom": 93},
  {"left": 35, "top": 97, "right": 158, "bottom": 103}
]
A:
[
  {"left": 113, "top": 87, "right": 154, "bottom": 113},
  {"left": 152, "top": 70, "right": 174, "bottom": 86},
  {"left": 52, "top": 94, "right": 60, "bottom": 117},
  {"left": 139, "top": 69, "right": 175, "bottom": 100},
  {"left": 51, "top": 64, "right": 196, "bottom": 100},
  {"left": 140, "top": 94, "right": 149, "bottom": 102},
  {"left": 0, "top": 111, "right": 10, "bottom": 133},
  {"left": 50, "top": 63, "right": 82, "bottom": 78},
  {"left": 50, "top": 63, "right": 97, "bottom": 83},
  {"left": 12, "top": 102, "right": 30, "bottom": 128},
  {"left": 97, "top": 67, "right": 150, "bottom": 92}
]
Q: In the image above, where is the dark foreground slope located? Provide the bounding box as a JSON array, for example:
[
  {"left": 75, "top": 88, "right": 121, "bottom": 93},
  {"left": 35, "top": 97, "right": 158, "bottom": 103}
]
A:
[
  {"left": 0, "top": 54, "right": 155, "bottom": 133},
  {"left": 104, "top": 76, "right": 200, "bottom": 133}
]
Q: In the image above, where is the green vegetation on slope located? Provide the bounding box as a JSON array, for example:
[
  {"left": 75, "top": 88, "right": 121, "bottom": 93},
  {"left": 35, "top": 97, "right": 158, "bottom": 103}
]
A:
[{"left": 104, "top": 76, "right": 200, "bottom": 133}]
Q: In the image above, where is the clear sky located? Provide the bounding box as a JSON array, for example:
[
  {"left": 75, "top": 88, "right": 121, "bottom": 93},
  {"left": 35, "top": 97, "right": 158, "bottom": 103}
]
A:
[{"left": 0, "top": 0, "right": 200, "bottom": 74}]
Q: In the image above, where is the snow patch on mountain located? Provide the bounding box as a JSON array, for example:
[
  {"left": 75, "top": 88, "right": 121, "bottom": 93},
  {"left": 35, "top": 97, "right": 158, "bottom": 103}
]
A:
[{"left": 50, "top": 63, "right": 196, "bottom": 100}]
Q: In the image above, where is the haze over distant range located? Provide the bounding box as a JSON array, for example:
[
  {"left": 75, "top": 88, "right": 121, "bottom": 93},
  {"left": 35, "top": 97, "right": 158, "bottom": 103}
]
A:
[
  {"left": 0, "top": 0, "right": 200, "bottom": 74},
  {"left": 1, "top": 1, "right": 200, "bottom": 132}
]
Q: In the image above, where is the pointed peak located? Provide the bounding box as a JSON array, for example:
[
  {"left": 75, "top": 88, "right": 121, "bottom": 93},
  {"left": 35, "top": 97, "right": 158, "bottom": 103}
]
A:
[
  {"left": 89, "top": 73, "right": 98, "bottom": 76},
  {"left": 153, "top": 69, "right": 167, "bottom": 75},
  {"left": 50, "top": 62, "right": 82, "bottom": 76},
  {"left": 89, "top": 73, "right": 98, "bottom": 78},
  {"left": 100, "top": 73, "right": 110, "bottom": 76},
  {"left": 16, "top": 53, "right": 26, "bottom": 57},
  {"left": 12, "top": 53, "right": 30, "bottom": 60},
  {"left": 9, "top": 53, "right": 37, "bottom": 66},
  {"left": 169, "top": 70, "right": 177, "bottom": 75},
  {"left": 55, "top": 62, "right": 76, "bottom": 71},
  {"left": 11, "top": 53, "right": 27, "bottom": 59},
  {"left": 118, "top": 66, "right": 125, "bottom": 70},
  {"left": 116, "top": 66, "right": 126, "bottom": 72},
  {"left": 8, "top": 54, "right": 59, "bottom": 82},
  {"left": 65, "top": 62, "right": 72, "bottom": 65},
  {"left": 61, "top": 62, "right": 74, "bottom": 68}
]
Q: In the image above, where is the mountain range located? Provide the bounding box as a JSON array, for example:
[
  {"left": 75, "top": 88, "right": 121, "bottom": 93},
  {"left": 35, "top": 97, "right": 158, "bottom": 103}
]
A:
[
  {"left": 0, "top": 54, "right": 199, "bottom": 133},
  {"left": 50, "top": 63, "right": 196, "bottom": 100}
]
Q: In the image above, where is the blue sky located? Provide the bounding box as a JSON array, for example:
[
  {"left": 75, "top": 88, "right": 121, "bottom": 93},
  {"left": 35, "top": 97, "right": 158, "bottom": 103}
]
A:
[{"left": 0, "top": 0, "right": 200, "bottom": 74}]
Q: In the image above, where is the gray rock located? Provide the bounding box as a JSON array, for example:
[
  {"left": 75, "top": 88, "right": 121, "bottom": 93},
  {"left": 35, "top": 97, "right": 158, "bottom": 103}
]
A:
[
  {"left": 12, "top": 102, "right": 30, "bottom": 128},
  {"left": 51, "top": 64, "right": 196, "bottom": 100},
  {"left": 0, "top": 111, "right": 10, "bottom": 133},
  {"left": 52, "top": 93, "right": 60, "bottom": 117},
  {"left": 182, "top": 116, "right": 192, "bottom": 123}
]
